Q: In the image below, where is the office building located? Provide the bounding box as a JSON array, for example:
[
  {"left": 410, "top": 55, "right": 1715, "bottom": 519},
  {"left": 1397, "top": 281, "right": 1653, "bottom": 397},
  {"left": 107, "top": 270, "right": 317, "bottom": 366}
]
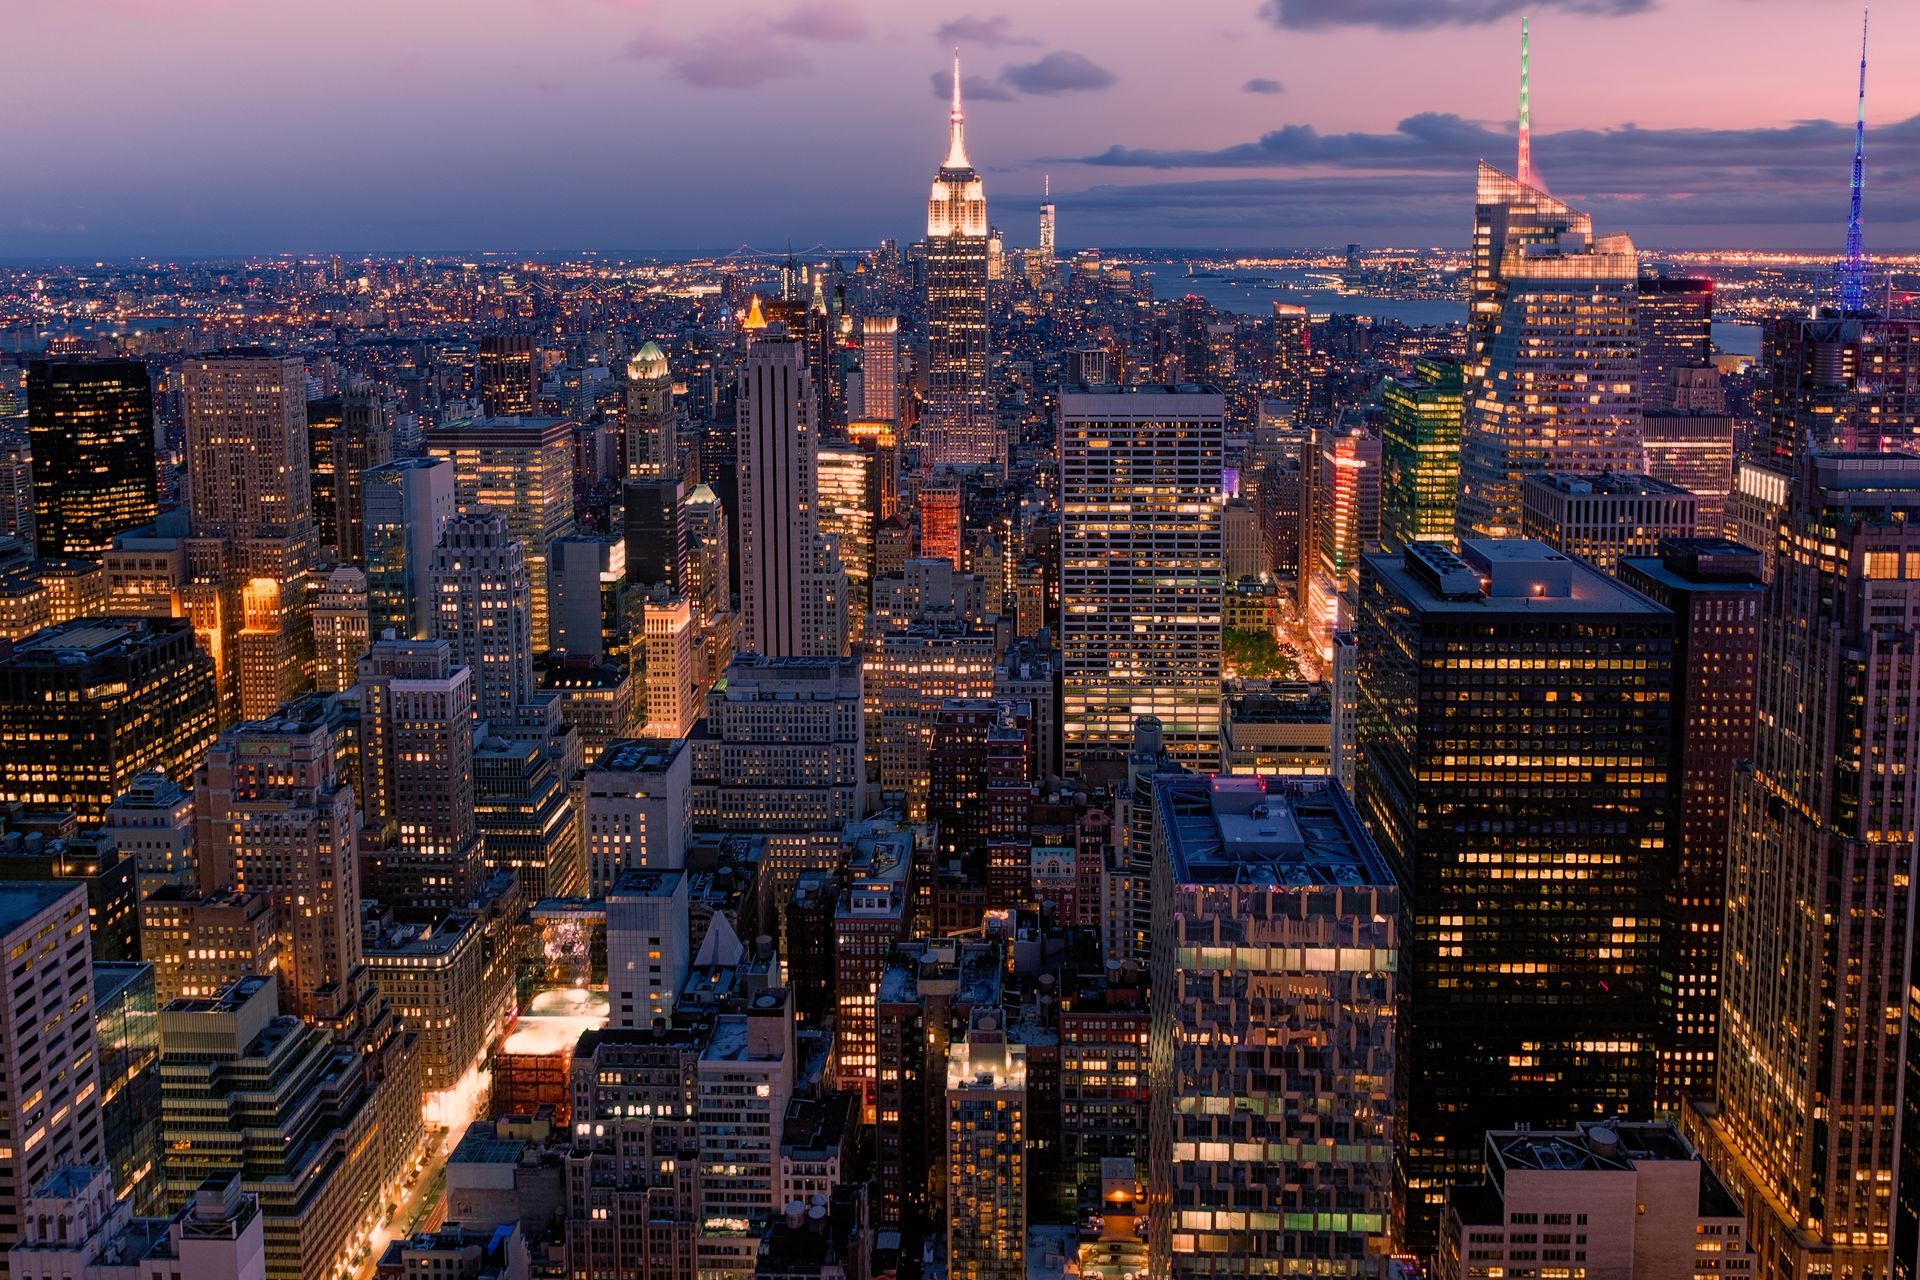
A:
[
  {"left": 139, "top": 884, "right": 279, "bottom": 1005},
  {"left": 355, "top": 637, "right": 481, "bottom": 907},
  {"left": 363, "top": 456, "right": 454, "bottom": 640},
  {"left": 641, "top": 596, "right": 700, "bottom": 739},
  {"left": 1755, "top": 313, "right": 1920, "bottom": 465},
  {"left": 1456, "top": 166, "right": 1643, "bottom": 539},
  {"left": 309, "top": 565, "right": 368, "bottom": 693},
  {"left": 1299, "top": 425, "right": 1382, "bottom": 659},
  {"left": 1521, "top": 471, "right": 1700, "bottom": 575},
  {"left": 861, "top": 315, "right": 899, "bottom": 423},
  {"left": 91, "top": 962, "right": 164, "bottom": 1215},
  {"left": 1269, "top": 303, "right": 1311, "bottom": 411},
  {"left": 0, "top": 618, "right": 217, "bottom": 819},
  {"left": 550, "top": 533, "right": 626, "bottom": 660},
  {"left": 477, "top": 334, "right": 537, "bottom": 417},
  {"left": 946, "top": 1012, "right": 1027, "bottom": 1280},
  {"left": 0, "top": 882, "right": 104, "bottom": 1268},
  {"left": 1060, "top": 387, "right": 1224, "bottom": 775},
  {"left": 817, "top": 440, "right": 876, "bottom": 594},
  {"left": 106, "top": 770, "right": 196, "bottom": 892},
  {"left": 424, "top": 415, "right": 575, "bottom": 649},
  {"left": 539, "top": 653, "right": 637, "bottom": 760},
  {"left": 925, "top": 60, "right": 995, "bottom": 468},
  {"left": 473, "top": 729, "right": 580, "bottom": 900},
  {"left": 1696, "top": 452, "right": 1920, "bottom": 1280},
  {"left": 918, "top": 471, "right": 963, "bottom": 570},
  {"left": 606, "top": 868, "right": 689, "bottom": 1030},
  {"left": 182, "top": 349, "right": 313, "bottom": 553},
  {"left": 1219, "top": 682, "right": 1333, "bottom": 777},
  {"left": 1438, "top": 1124, "right": 1748, "bottom": 1280},
  {"left": 157, "top": 974, "right": 417, "bottom": 1280},
  {"left": 363, "top": 911, "right": 492, "bottom": 1092},
  {"left": 0, "top": 434, "right": 31, "bottom": 551},
  {"left": 737, "top": 333, "right": 844, "bottom": 658},
  {"left": 194, "top": 716, "right": 362, "bottom": 1023},
  {"left": 625, "top": 341, "right": 675, "bottom": 478},
  {"left": 864, "top": 625, "right": 997, "bottom": 817},
  {"left": 623, "top": 472, "right": 687, "bottom": 597},
  {"left": 0, "top": 821, "right": 138, "bottom": 963},
  {"left": 1617, "top": 538, "right": 1761, "bottom": 1108},
  {"left": 27, "top": 359, "right": 157, "bottom": 557},
  {"left": 689, "top": 656, "right": 865, "bottom": 896},
  {"left": 697, "top": 989, "right": 796, "bottom": 1279},
  {"left": 1148, "top": 774, "right": 1398, "bottom": 1280},
  {"left": 431, "top": 512, "right": 534, "bottom": 725},
  {"left": 1354, "top": 540, "right": 1673, "bottom": 1250},
  {"left": 1642, "top": 410, "right": 1737, "bottom": 533},
  {"left": 584, "top": 738, "right": 690, "bottom": 894},
  {"left": 9, "top": 1165, "right": 268, "bottom": 1280},
  {"left": 833, "top": 825, "right": 912, "bottom": 1099},
  {"left": 1638, "top": 275, "right": 1716, "bottom": 412},
  {"left": 305, "top": 386, "right": 392, "bottom": 563},
  {"left": 36, "top": 557, "right": 105, "bottom": 626},
  {"left": 1381, "top": 358, "right": 1465, "bottom": 549}
]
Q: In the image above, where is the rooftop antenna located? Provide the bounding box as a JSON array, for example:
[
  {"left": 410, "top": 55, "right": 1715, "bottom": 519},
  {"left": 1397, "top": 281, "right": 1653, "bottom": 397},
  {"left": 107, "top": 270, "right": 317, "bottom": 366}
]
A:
[
  {"left": 945, "top": 49, "right": 970, "bottom": 169},
  {"left": 1517, "top": 17, "right": 1533, "bottom": 187},
  {"left": 1839, "top": 8, "right": 1870, "bottom": 313}
]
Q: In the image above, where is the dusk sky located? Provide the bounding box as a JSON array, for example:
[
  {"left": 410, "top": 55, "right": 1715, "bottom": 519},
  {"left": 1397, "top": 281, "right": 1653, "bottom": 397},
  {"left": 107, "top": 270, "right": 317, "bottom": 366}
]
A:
[{"left": 8, "top": 0, "right": 1919, "bottom": 258}]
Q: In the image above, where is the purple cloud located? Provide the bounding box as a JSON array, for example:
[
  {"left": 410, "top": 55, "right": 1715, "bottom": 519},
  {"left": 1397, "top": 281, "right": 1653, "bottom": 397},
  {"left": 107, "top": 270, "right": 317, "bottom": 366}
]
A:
[
  {"left": 1243, "top": 77, "right": 1285, "bottom": 94},
  {"left": 626, "top": 26, "right": 810, "bottom": 90},
  {"left": 999, "top": 51, "right": 1116, "bottom": 95},
  {"left": 934, "top": 14, "right": 1037, "bottom": 46},
  {"left": 772, "top": 2, "right": 867, "bottom": 41},
  {"left": 1261, "top": 0, "right": 1650, "bottom": 31}
]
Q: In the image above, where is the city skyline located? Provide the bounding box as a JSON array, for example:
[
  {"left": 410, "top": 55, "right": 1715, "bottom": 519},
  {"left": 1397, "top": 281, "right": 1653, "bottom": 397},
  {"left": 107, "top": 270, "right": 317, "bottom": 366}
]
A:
[{"left": 6, "top": 1, "right": 1920, "bottom": 257}]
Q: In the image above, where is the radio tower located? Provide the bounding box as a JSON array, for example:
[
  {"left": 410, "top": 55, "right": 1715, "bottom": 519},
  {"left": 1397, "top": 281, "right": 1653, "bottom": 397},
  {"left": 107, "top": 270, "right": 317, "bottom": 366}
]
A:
[
  {"left": 1517, "top": 17, "right": 1533, "bottom": 187},
  {"left": 1840, "top": 9, "right": 1870, "bottom": 313}
]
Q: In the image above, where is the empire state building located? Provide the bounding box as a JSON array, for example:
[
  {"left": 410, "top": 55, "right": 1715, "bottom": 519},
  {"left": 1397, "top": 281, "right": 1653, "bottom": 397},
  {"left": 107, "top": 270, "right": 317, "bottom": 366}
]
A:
[{"left": 925, "top": 56, "right": 996, "bottom": 468}]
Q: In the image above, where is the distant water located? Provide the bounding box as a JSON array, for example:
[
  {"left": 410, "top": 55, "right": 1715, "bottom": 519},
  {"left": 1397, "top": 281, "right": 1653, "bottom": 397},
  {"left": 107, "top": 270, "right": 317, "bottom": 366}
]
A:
[
  {"left": 1131, "top": 261, "right": 1464, "bottom": 328},
  {"left": 1130, "top": 259, "right": 1765, "bottom": 359}
]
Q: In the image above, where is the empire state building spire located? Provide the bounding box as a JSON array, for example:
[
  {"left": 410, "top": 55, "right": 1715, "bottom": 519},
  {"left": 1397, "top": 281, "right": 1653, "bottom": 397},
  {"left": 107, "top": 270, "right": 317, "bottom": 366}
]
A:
[{"left": 944, "top": 50, "right": 970, "bottom": 171}]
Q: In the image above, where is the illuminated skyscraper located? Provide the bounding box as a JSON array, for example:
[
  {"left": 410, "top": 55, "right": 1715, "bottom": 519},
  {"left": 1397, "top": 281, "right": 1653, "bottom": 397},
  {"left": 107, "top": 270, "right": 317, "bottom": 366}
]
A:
[
  {"left": 354, "top": 637, "right": 480, "bottom": 908},
  {"left": 194, "top": 715, "right": 362, "bottom": 1023},
  {"left": 1379, "top": 358, "right": 1464, "bottom": 549},
  {"left": 860, "top": 315, "right": 900, "bottom": 423},
  {"left": 424, "top": 415, "right": 575, "bottom": 648},
  {"left": 1298, "top": 425, "right": 1382, "bottom": 660},
  {"left": 918, "top": 471, "right": 963, "bottom": 569},
  {"left": 1268, "top": 303, "right": 1311, "bottom": 412},
  {"left": 1520, "top": 471, "right": 1700, "bottom": 575},
  {"left": 310, "top": 566, "right": 368, "bottom": 694},
  {"left": 1696, "top": 452, "right": 1920, "bottom": 1280},
  {"left": 0, "top": 618, "right": 218, "bottom": 819},
  {"left": 1148, "top": 775, "right": 1398, "bottom": 1280},
  {"left": 624, "top": 341, "right": 675, "bottom": 479},
  {"left": 182, "top": 350, "right": 313, "bottom": 554},
  {"left": 737, "top": 333, "right": 845, "bottom": 658},
  {"left": 0, "top": 883, "right": 105, "bottom": 1264},
  {"left": 362, "top": 457, "right": 454, "bottom": 640},
  {"left": 430, "top": 512, "right": 533, "bottom": 725},
  {"left": 925, "top": 57, "right": 995, "bottom": 468},
  {"left": 1061, "top": 388, "right": 1224, "bottom": 776},
  {"left": 27, "top": 359, "right": 157, "bottom": 557},
  {"left": 1029, "top": 172, "right": 1059, "bottom": 285},
  {"left": 477, "top": 334, "right": 537, "bottom": 417},
  {"left": 1637, "top": 275, "right": 1716, "bottom": 413},
  {"left": 1455, "top": 167, "right": 1643, "bottom": 540},
  {"left": 310, "top": 386, "right": 392, "bottom": 565},
  {"left": 1354, "top": 540, "right": 1673, "bottom": 1250},
  {"left": 946, "top": 1012, "right": 1027, "bottom": 1280},
  {"left": 1616, "top": 538, "right": 1761, "bottom": 1109}
]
